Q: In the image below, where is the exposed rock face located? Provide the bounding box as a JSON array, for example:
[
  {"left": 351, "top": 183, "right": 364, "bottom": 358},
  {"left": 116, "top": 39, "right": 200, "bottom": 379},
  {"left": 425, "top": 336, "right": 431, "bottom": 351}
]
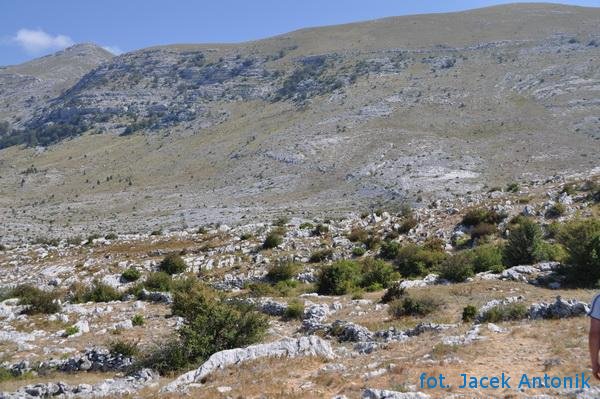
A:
[
  {"left": 529, "top": 296, "right": 590, "bottom": 319},
  {"left": 0, "top": 368, "right": 156, "bottom": 398},
  {"left": 163, "top": 336, "right": 335, "bottom": 392},
  {"left": 330, "top": 320, "right": 374, "bottom": 342}
]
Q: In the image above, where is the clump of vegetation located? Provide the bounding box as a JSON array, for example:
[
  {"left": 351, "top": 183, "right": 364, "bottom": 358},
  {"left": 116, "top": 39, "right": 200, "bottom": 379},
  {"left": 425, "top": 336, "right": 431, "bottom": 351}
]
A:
[
  {"left": 380, "top": 284, "right": 406, "bottom": 304},
  {"left": 64, "top": 325, "right": 79, "bottom": 336},
  {"left": 506, "top": 182, "right": 520, "bottom": 193},
  {"left": 347, "top": 227, "right": 368, "bottom": 243},
  {"left": 105, "top": 232, "right": 118, "bottom": 240},
  {"left": 379, "top": 240, "right": 400, "bottom": 260},
  {"left": 461, "top": 208, "right": 505, "bottom": 227},
  {"left": 470, "top": 223, "right": 497, "bottom": 240},
  {"left": 394, "top": 243, "right": 447, "bottom": 277},
  {"left": 284, "top": 300, "right": 305, "bottom": 320},
  {"left": 143, "top": 272, "right": 173, "bottom": 292},
  {"left": 262, "top": 232, "right": 283, "bottom": 249},
  {"left": 121, "top": 268, "right": 141, "bottom": 282},
  {"left": 311, "top": 224, "right": 329, "bottom": 237},
  {"left": 503, "top": 218, "right": 543, "bottom": 266},
  {"left": 557, "top": 219, "right": 600, "bottom": 287},
  {"left": 239, "top": 232, "right": 253, "bottom": 240},
  {"left": 309, "top": 248, "right": 333, "bottom": 263},
  {"left": 317, "top": 260, "right": 362, "bottom": 295},
  {"left": 360, "top": 258, "right": 400, "bottom": 291},
  {"left": 352, "top": 246, "right": 366, "bottom": 257},
  {"left": 470, "top": 244, "right": 504, "bottom": 273},
  {"left": 480, "top": 303, "right": 528, "bottom": 322},
  {"left": 545, "top": 203, "right": 566, "bottom": 219},
  {"left": 438, "top": 252, "right": 474, "bottom": 282},
  {"left": 273, "top": 216, "right": 289, "bottom": 227},
  {"left": 398, "top": 216, "right": 418, "bottom": 234},
  {"left": 131, "top": 314, "right": 145, "bottom": 326},
  {"left": 72, "top": 281, "right": 122, "bottom": 303},
  {"left": 388, "top": 295, "right": 442, "bottom": 318},
  {"left": 159, "top": 253, "right": 187, "bottom": 275},
  {"left": 141, "top": 282, "right": 268, "bottom": 374},
  {"left": 299, "top": 222, "right": 314, "bottom": 230},
  {"left": 266, "top": 260, "right": 301, "bottom": 282},
  {"left": 462, "top": 305, "right": 478, "bottom": 322},
  {"left": 5, "top": 285, "right": 61, "bottom": 315},
  {"left": 109, "top": 340, "right": 139, "bottom": 357}
]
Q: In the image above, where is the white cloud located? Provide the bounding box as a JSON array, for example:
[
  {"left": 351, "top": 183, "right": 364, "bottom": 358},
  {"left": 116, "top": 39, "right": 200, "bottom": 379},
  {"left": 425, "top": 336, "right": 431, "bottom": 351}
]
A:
[
  {"left": 13, "top": 29, "right": 74, "bottom": 54},
  {"left": 101, "top": 45, "right": 124, "bottom": 55}
]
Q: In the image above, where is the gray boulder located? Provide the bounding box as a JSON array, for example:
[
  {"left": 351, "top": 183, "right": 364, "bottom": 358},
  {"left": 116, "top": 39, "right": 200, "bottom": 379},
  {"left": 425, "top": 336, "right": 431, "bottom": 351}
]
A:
[{"left": 529, "top": 296, "right": 589, "bottom": 319}]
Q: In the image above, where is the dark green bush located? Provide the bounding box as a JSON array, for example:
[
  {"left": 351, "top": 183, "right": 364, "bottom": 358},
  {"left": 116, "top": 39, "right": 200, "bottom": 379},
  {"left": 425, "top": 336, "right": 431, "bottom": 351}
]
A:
[
  {"left": 266, "top": 261, "right": 301, "bottom": 282},
  {"left": 462, "top": 208, "right": 505, "bottom": 227},
  {"left": 7, "top": 285, "right": 61, "bottom": 315},
  {"left": 438, "top": 252, "right": 474, "bottom": 282},
  {"left": 388, "top": 296, "right": 442, "bottom": 318},
  {"left": 132, "top": 314, "right": 145, "bottom": 326},
  {"left": 557, "top": 219, "right": 600, "bottom": 286},
  {"left": 380, "top": 284, "right": 406, "bottom": 304},
  {"left": 398, "top": 216, "right": 418, "bottom": 234},
  {"left": 121, "top": 268, "right": 141, "bottom": 282},
  {"left": 360, "top": 258, "right": 400, "bottom": 289},
  {"left": 506, "top": 182, "right": 520, "bottom": 193},
  {"left": 311, "top": 224, "right": 329, "bottom": 236},
  {"left": 395, "top": 243, "right": 447, "bottom": 277},
  {"left": 470, "top": 223, "right": 497, "bottom": 239},
  {"left": 109, "top": 340, "right": 139, "bottom": 357},
  {"left": 462, "top": 305, "right": 478, "bottom": 322},
  {"left": 76, "top": 281, "right": 122, "bottom": 303},
  {"left": 144, "top": 272, "right": 173, "bottom": 292},
  {"left": 545, "top": 203, "right": 566, "bottom": 219},
  {"left": 262, "top": 232, "right": 283, "bottom": 249},
  {"left": 503, "top": 218, "right": 543, "bottom": 266},
  {"left": 352, "top": 246, "right": 366, "bottom": 257},
  {"left": 317, "top": 260, "right": 362, "bottom": 295},
  {"left": 380, "top": 240, "right": 400, "bottom": 260},
  {"left": 159, "top": 254, "right": 187, "bottom": 275},
  {"left": 142, "top": 283, "right": 268, "bottom": 374},
  {"left": 299, "top": 222, "right": 314, "bottom": 230},
  {"left": 480, "top": 303, "right": 528, "bottom": 322},
  {"left": 309, "top": 248, "right": 333, "bottom": 263},
  {"left": 105, "top": 233, "right": 118, "bottom": 240},
  {"left": 471, "top": 244, "right": 504, "bottom": 273},
  {"left": 284, "top": 300, "right": 305, "bottom": 320}
]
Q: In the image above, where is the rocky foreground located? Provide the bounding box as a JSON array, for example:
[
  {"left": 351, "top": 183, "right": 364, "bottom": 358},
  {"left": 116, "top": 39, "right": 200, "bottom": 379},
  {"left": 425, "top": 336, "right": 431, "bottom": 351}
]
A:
[{"left": 0, "top": 173, "right": 599, "bottom": 398}]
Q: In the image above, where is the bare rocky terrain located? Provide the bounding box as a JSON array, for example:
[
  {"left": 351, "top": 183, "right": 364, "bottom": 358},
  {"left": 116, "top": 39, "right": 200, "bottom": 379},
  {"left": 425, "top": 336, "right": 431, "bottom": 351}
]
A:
[{"left": 1, "top": 3, "right": 600, "bottom": 398}]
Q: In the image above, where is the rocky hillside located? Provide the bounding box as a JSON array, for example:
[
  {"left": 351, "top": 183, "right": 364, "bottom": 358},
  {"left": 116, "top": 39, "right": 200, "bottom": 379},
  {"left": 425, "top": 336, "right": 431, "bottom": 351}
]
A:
[{"left": 0, "top": 3, "right": 599, "bottom": 242}]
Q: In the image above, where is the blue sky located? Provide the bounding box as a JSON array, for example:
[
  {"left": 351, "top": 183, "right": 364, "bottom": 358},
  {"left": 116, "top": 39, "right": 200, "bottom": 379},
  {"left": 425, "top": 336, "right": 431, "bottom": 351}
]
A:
[{"left": 1, "top": 0, "right": 599, "bottom": 65}]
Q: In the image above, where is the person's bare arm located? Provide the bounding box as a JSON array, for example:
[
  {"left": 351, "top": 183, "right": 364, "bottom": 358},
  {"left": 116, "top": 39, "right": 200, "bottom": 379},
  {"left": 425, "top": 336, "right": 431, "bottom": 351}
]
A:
[{"left": 590, "top": 318, "right": 600, "bottom": 380}]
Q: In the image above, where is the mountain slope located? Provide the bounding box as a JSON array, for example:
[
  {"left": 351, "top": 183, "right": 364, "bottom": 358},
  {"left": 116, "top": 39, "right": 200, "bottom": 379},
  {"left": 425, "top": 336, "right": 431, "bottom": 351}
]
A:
[{"left": 0, "top": 3, "right": 599, "bottom": 241}]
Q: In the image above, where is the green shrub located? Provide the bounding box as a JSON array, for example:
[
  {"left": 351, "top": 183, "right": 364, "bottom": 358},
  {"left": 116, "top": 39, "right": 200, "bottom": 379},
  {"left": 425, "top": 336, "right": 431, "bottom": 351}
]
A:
[
  {"left": 380, "top": 284, "right": 406, "bottom": 304},
  {"left": 388, "top": 296, "right": 442, "bottom": 318},
  {"left": 143, "top": 283, "right": 268, "bottom": 374},
  {"left": 317, "top": 260, "right": 362, "bottom": 295},
  {"left": 159, "top": 254, "right": 187, "bottom": 275},
  {"left": 352, "top": 246, "right": 366, "bottom": 257},
  {"left": 471, "top": 244, "right": 504, "bottom": 273},
  {"left": 121, "top": 268, "right": 141, "bottom": 282},
  {"left": 299, "top": 222, "right": 314, "bottom": 230},
  {"left": 65, "top": 325, "right": 79, "bottom": 336},
  {"left": 273, "top": 216, "right": 289, "bottom": 227},
  {"left": 536, "top": 241, "right": 568, "bottom": 263},
  {"left": 309, "top": 248, "right": 333, "bottom": 263},
  {"left": 76, "top": 281, "right": 122, "bottom": 303},
  {"left": 462, "top": 305, "right": 478, "bottom": 322},
  {"left": 284, "top": 300, "right": 305, "bottom": 320},
  {"left": 480, "top": 303, "right": 528, "bottom": 322},
  {"left": 380, "top": 240, "right": 400, "bottom": 260},
  {"left": 398, "top": 216, "right": 418, "bottom": 234},
  {"left": 362, "top": 234, "right": 381, "bottom": 250},
  {"left": 266, "top": 261, "right": 301, "bottom": 282},
  {"left": 462, "top": 208, "right": 505, "bottom": 227},
  {"left": 347, "top": 227, "right": 368, "bottom": 243},
  {"left": 144, "top": 272, "right": 173, "bottom": 292},
  {"left": 150, "top": 229, "right": 162, "bottom": 236},
  {"left": 239, "top": 232, "right": 253, "bottom": 240},
  {"left": 557, "top": 219, "right": 600, "bottom": 286},
  {"left": 545, "top": 203, "right": 566, "bottom": 219},
  {"left": 109, "top": 340, "right": 139, "bottom": 357},
  {"left": 506, "top": 182, "right": 520, "bottom": 193},
  {"left": 470, "top": 223, "right": 497, "bottom": 239},
  {"left": 360, "top": 258, "right": 400, "bottom": 289},
  {"left": 262, "top": 232, "right": 283, "bottom": 249},
  {"left": 395, "top": 244, "right": 447, "bottom": 277},
  {"left": 438, "top": 252, "right": 474, "bottom": 282},
  {"left": 503, "top": 218, "right": 544, "bottom": 266},
  {"left": 7, "top": 285, "right": 61, "bottom": 315},
  {"left": 105, "top": 232, "right": 118, "bottom": 240},
  {"left": 132, "top": 314, "right": 145, "bottom": 326}
]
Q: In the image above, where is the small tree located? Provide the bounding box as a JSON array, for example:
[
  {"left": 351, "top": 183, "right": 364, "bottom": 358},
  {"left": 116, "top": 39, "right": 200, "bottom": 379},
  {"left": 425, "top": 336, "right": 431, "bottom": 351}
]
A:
[
  {"left": 503, "top": 219, "right": 543, "bottom": 266},
  {"left": 159, "top": 253, "right": 187, "bottom": 275},
  {"left": 317, "top": 260, "right": 362, "bottom": 295},
  {"left": 262, "top": 232, "right": 283, "bottom": 249}
]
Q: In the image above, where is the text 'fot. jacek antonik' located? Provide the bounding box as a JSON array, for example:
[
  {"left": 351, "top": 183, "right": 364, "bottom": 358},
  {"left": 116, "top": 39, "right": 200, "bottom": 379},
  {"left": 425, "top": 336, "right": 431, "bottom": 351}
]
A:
[{"left": 419, "top": 372, "right": 590, "bottom": 390}]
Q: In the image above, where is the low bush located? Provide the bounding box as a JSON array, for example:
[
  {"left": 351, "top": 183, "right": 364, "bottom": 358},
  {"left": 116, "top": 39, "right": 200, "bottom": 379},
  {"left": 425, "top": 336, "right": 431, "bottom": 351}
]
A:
[
  {"left": 311, "top": 224, "right": 329, "bottom": 237},
  {"left": 142, "top": 282, "right": 268, "bottom": 374},
  {"left": 144, "top": 272, "right": 173, "bottom": 292},
  {"left": 352, "top": 246, "right": 366, "bottom": 257},
  {"left": 360, "top": 258, "right": 400, "bottom": 290},
  {"left": 380, "top": 284, "right": 406, "bottom": 304},
  {"left": 64, "top": 325, "right": 79, "bottom": 336},
  {"left": 470, "top": 223, "right": 497, "bottom": 240},
  {"left": 131, "top": 314, "right": 145, "bottom": 326},
  {"left": 471, "top": 244, "right": 504, "bottom": 273},
  {"left": 388, "top": 295, "right": 442, "bottom": 318},
  {"left": 480, "top": 303, "right": 528, "bottom": 322},
  {"left": 121, "top": 268, "right": 141, "bottom": 282},
  {"left": 317, "top": 260, "right": 362, "bottom": 295},
  {"left": 545, "top": 203, "right": 566, "bottom": 219},
  {"left": 262, "top": 232, "right": 283, "bottom": 249},
  {"left": 105, "top": 233, "right": 118, "bottom": 240},
  {"left": 379, "top": 240, "right": 400, "bottom": 260},
  {"left": 159, "top": 254, "right": 187, "bottom": 275},
  {"left": 462, "top": 208, "right": 505, "bottom": 227},
  {"left": 7, "top": 285, "right": 61, "bottom": 315},
  {"left": 299, "top": 222, "right": 314, "bottom": 230},
  {"left": 309, "top": 248, "right": 333, "bottom": 263},
  {"left": 347, "top": 227, "right": 368, "bottom": 243},
  {"left": 398, "top": 216, "right": 418, "bottom": 234},
  {"left": 438, "top": 252, "right": 474, "bottom": 282},
  {"left": 72, "top": 281, "right": 121, "bottom": 303},
  {"left": 109, "top": 340, "right": 139, "bottom": 357},
  {"left": 506, "top": 182, "right": 520, "bottom": 193},
  {"left": 284, "top": 300, "right": 305, "bottom": 320},
  {"left": 266, "top": 260, "right": 301, "bottom": 282},
  {"left": 395, "top": 243, "right": 447, "bottom": 277},
  {"left": 462, "top": 305, "right": 478, "bottom": 322}
]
